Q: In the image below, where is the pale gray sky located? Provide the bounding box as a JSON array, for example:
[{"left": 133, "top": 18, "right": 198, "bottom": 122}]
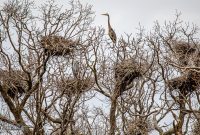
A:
[
  {"left": 1, "top": 0, "right": 199, "bottom": 34},
  {"left": 0, "top": 0, "right": 199, "bottom": 134},
  {"left": 80, "top": 0, "right": 200, "bottom": 35}
]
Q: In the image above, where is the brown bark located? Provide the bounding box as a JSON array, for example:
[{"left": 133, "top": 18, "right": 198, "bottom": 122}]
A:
[{"left": 109, "top": 96, "right": 117, "bottom": 135}]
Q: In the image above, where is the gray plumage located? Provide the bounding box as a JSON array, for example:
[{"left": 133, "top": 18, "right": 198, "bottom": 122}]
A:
[{"left": 102, "top": 13, "right": 117, "bottom": 44}]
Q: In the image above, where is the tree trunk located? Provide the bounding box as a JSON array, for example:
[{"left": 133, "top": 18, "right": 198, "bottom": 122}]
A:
[
  {"left": 175, "top": 92, "right": 187, "bottom": 135},
  {"left": 109, "top": 95, "right": 118, "bottom": 135}
]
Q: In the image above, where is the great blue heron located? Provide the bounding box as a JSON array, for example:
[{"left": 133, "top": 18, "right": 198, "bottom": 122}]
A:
[
  {"left": 102, "top": 13, "right": 117, "bottom": 44},
  {"left": 72, "top": 61, "right": 80, "bottom": 78}
]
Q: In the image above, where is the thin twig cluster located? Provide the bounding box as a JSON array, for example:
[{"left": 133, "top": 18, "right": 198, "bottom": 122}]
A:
[{"left": 40, "top": 35, "right": 78, "bottom": 56}]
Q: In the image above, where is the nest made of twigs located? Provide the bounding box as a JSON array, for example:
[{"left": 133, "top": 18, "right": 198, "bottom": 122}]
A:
[
  {"left": 57, "top": 77, "right": 93, "bottom": 96},
  {"left": 115, "top": 59, "right": 147, "bottom": 81},
  {"left": 40, "top": 35, "right": 78, "bottom": 56},
  {"left": 193, "top": 52, "right": 200, "bottom": 67},
  {"left": 191, "top": 118, "right": 200, "bottom": 135},
  {"left": 0, "top": 70, "right": 27, "bottom": 99},
  {"left": 172, "top": 41, "right": 196, "bottom": 55},
  {"left": 168, "top": 71, "right": 200, "bottom": 94},
  {"left": 126, "top": 118, "right": 153, "bottom": 135},
  {"left": 114, "top": 59, "right": 147, "bottom": 94},
  {"left": 171, "top": 40, "right": 200, "bottom": 66}
]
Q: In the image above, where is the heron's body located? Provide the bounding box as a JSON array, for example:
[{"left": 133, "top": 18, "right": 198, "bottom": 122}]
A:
[
  {"left": 102, "top": 13, "right": 117, "bottom": 44},
  {"left": 72, "top": 61, "right": 80, "bottom": 78}
]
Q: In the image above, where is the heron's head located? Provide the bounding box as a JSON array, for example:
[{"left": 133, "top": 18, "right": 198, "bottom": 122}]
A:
[{"left": 101, "top": 13, "right": 109, "bottom": 16}]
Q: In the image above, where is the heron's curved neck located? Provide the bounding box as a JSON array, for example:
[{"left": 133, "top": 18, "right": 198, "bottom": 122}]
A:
[{"left": 107, "top": 15, "right": 111, "bottom": 29}]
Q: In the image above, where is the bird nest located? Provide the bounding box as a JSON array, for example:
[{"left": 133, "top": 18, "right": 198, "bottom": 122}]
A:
[
  {"left": 114, "top": 59, "right": 147, "bottom": 94},
  {"left": 40, "top": 35, "right": 78, "bottom": 56},
  {"left": 115, "top": 59, "right": 146, "bottom": 81},
  {"left": 171, "top": 40, "right": 199, "bottom": 66},
  {"left": 168, "top": 71, "right": 200, "bottom": 94},
  {"left": 0, "top": 70, "right": 27, "bottom": 99},
  {"left": 57, "top": 77, "right": 93, "bottom": 96},
  {"left": 126, "top": 118, "right": 153, "bottom": 135},
  {"left": 191, "top": 119, "right": 200, "bottom": 135}
]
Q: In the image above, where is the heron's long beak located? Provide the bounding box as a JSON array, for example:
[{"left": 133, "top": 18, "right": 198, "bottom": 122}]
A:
[{"left": 101, "top": 13, "right": 107, "bottom": 16}]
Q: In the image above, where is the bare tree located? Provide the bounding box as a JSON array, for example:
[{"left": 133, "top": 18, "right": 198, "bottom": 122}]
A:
[
  {"left": 0, "top": 1, "right": 200, "bottom": 135},
  {"left": 147, "top": 13, "right": 200, "bottom": 135},
  {"left": 0, "top": 0, "right": 95, "bottom": 134}
]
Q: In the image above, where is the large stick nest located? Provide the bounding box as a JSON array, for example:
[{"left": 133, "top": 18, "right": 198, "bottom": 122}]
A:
[
  {"left": 115, "top": 59, "right": 147, "bottom": 94},
  {"left": 192, "top": 119, "right": 200, "bottom": 135},
  {"left": 126, "top": 118, "right": 153, "bottom": 135},
  {"left": 168, "top": 71, "right": 200, "bottom": 94},
  {"left": 115, "top": 59, "right": 147, "bottom": 81},
  {"left": 40, "top": 36, "right": 78, "bottom": 56},
  {"left": 171, "top": 40, "right": 200, "bottom": 66},
  {"left": 0, "top": 70, "right": 28, "bottom": 99},
  {"left": 57, "top": 77, "right": 94, "bottom": 96}
]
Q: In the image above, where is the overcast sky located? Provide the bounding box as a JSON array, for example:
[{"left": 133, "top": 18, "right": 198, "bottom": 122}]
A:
[
  {"left": 37, "top": 0, "right": 200, "bottom": 35},
  {"left": 1, "top": 0, "right": 199, "bottom": 35},
  {"left": 80, "top": 0, "right": 200, "bottom": 35},
  {"left": 0, "top": 0, "right": 199, "bottom": 134}
]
